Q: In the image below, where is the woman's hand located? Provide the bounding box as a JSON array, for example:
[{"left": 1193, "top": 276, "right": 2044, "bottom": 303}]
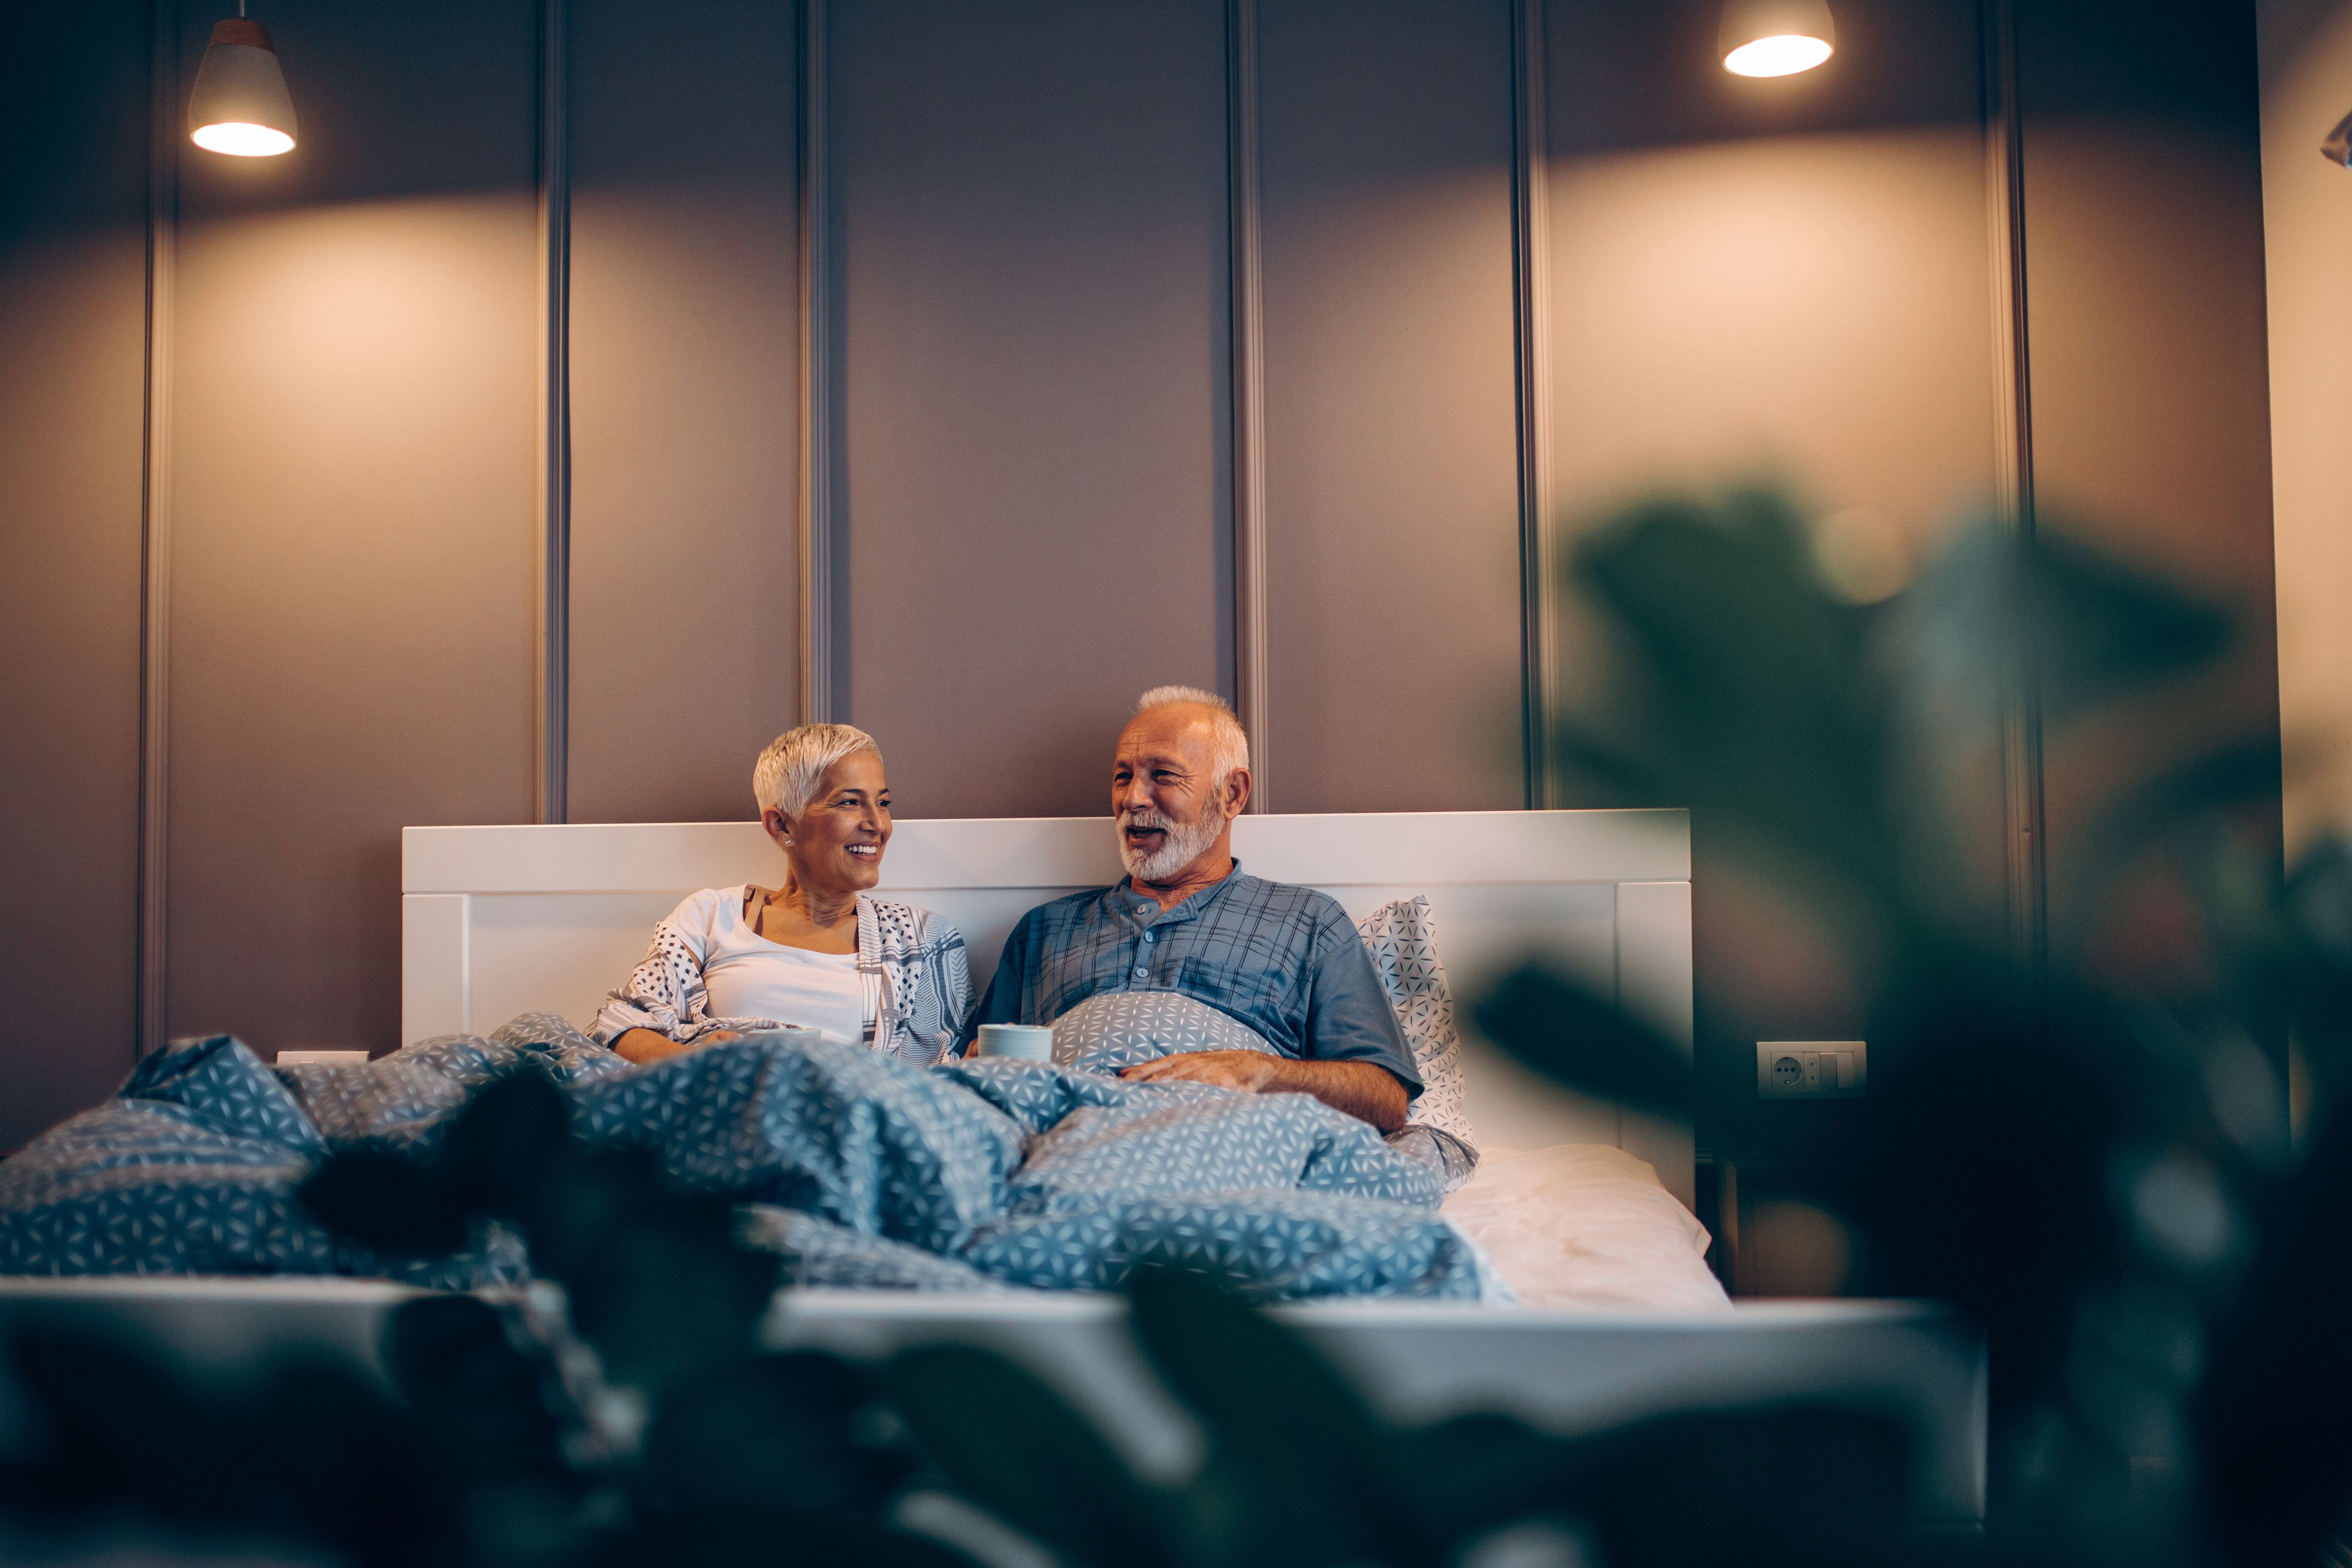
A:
[{"left": 612, "top": 1027, "right": 737, "bottom": 1064}]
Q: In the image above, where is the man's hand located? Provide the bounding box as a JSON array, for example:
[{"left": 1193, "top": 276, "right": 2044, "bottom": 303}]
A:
[
  {"left": 1120, "top": 1051, "right": 1408, "bottom": 1133},
  {"left": 1118, "top": 1050, "right": 1281, "bottom": 1093}
]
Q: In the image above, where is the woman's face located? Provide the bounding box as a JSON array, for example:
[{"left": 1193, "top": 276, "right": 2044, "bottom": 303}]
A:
[{"left": 765, "top": 750, "right": 891, "bottom": 898}]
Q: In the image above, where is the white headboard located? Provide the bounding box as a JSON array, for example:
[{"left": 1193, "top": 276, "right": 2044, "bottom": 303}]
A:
[{"left": 401, "top": 809, "right": 1695, "bottom": 1206}]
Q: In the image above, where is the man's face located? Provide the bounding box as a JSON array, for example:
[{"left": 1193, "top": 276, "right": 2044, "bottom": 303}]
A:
[{"left": 1112, "top": 706, "right": 1235, "bottom": 882}]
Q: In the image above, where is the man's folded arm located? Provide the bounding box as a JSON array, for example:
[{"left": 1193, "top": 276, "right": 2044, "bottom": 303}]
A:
[
  {"left": 1262, "top": 1056, "right": 1409, "bottom": 1133},
  {"left": 1116, "top": 1050, "right": 1410, "bottom": 1131},
  {"left": 1296, "top": 909, "right": 1423, "bottom": 1111}
]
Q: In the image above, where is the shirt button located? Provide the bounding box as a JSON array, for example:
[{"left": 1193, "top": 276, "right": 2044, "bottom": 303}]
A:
[
  {"left": 1132, "top": 966, "right": 1148, "bottom": 980},
  {"left": 1141, "top": 932, "right": 1155, "bottom": 944}
]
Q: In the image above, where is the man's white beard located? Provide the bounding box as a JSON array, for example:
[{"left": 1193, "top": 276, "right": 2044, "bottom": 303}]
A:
[{"left": 1117, "top": 800, "right": 1230, "bottom": 882}]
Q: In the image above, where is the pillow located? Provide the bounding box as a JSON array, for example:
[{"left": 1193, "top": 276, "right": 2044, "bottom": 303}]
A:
[
  {"left": 1354, "top": 897, "right": 1477, "bottom": 1155},
  {"left": 1440, "top": 1144, "right": 1730, "bottom": 1311}
]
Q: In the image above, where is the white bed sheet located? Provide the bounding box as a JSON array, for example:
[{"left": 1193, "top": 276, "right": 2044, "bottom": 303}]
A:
[{"left": 1442, "top": 1144, "right": 1731, "bottom": 1311}]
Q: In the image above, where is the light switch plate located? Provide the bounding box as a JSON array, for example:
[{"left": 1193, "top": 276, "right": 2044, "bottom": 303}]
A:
[{"left": 1757, "top": 1040, "right": 1867, "bottom": 1099}]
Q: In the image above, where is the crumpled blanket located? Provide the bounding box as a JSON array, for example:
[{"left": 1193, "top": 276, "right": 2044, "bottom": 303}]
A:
[{"left": 0, "top": 1013, "right": 1498, "bottom": 1302}]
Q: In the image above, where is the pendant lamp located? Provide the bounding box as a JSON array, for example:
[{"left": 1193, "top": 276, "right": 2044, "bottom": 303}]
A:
[
  {"left": 1719, "top": 0, "right": 1836, "bottom": 78},
  {"left": 188, "top": 6, "right": 298, "bottom": 157}
]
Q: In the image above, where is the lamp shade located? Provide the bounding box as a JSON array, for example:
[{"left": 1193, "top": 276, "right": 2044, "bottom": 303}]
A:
[
  {"left": 188, "top": 18, "right": 298, "bottom": 156},
  {"left": 1719, "top": 0, "right": 1836, "bottom": 77}
]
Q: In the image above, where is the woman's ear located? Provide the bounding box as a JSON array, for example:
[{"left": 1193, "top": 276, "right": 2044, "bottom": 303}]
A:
[{"left": 762, "top": 806, "right": 795, "bottom": 844}]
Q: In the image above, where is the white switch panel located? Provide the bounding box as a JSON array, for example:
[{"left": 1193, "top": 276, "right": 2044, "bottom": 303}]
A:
[{"left": 1756, "top": 1040, "right": 1867, "bottom": 1099}]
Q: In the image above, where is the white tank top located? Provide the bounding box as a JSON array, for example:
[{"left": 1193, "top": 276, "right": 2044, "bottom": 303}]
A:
[{"left": 698, "top": 888, "right": 869, "bottom": 1049}]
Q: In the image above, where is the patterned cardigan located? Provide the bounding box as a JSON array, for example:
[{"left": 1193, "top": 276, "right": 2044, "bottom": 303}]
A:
[{"left": 591, "top": 891, "right": 974, "bottom": 1067}]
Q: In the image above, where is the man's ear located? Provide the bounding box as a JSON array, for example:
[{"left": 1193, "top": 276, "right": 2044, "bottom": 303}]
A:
[{"left": 1224, "top": 767, "right": 1252, "bottom": 818}]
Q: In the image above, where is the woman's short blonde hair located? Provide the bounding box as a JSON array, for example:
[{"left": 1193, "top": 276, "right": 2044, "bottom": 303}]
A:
[{"left": 753, "top": 723, "right": 883, "bottom": 820}]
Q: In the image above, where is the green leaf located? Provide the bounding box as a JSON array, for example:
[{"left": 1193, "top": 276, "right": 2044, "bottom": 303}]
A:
[
  {"left": 1385, "top": 1412, "right": 1576, "bottom": 1543},
  {"left": 621, "top": 1506, "right": 986, "bottom": 1568},
  {"left": 1472, "top": 965, "right": 1693, "bottom": 1116},
  {"left": 643, "top": 1352, "right": 914, "bottom": 1515},
  {"left": 1565, "top": 487, "right": 1900, "bottom": 908},
  {"left": 296, "top": 1149, "right": 470, "bottom": 1255},
  {"left": 383, "top": 1294, "right": 572, "bottom": 1494},
  {"left": 443, "top": 1069, "right": 576, "bottom": 1217},
  {"left": 887, "top": 1344, "right": 1177, "bottom": 1568},
  {"left": 1563, "top": 1406, "right": 1911, "bottom": 1568},
  {"left": 1127, "top": 1267, "right": 1420, "bottom": 1568}
]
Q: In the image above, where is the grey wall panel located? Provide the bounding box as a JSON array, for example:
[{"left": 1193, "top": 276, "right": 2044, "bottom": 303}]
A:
[
  {"left": 2259, "top": 0, "right": 2352, "bottom": 854},
  {"left": 831, "top": 0, "right": 1232, "bottom": 821},
  {"left": 566, "top": 0, "right": 800, "bottom": 826},
  {"left": 164, "top": 0, "right": 539, "bottom": 1053},
  {"left": 2015, "top": 0, "right": 2282, "bottom": 940},
  {"left": 1258, "top": 0, "right": 1525, "bottom": 814},
  {"left": 0, "top": 0, "right": 149, "bottom": 1146}
]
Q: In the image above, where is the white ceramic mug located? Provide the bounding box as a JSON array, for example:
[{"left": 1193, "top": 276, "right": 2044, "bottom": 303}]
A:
[{"left": 972, "top": 1023, "right": 1055, "bottom": 1061}]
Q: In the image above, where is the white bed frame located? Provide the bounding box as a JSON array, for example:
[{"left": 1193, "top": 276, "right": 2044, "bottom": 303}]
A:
[
  {"left": 0, "top": 809, "right": 1989, "bottom": 1530},
  {"left": 401, "top": 809, "right": 1699, "bottom": 1204}
]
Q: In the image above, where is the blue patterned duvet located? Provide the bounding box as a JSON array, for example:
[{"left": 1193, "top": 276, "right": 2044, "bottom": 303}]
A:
[{"left": 0, "top": 1013, "right": 1495, "bottom": 1302}]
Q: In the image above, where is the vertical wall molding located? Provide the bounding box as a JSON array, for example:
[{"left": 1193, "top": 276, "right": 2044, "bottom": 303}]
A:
[
  {"left": 1226, "top": 0, "right": 1270, "bottom": 810},
  {"left": 1510, "top": 0, "right": 1557, "bottom": 810},
  {"left": 536, "top": 0, "right": 572, "bottom": 823},
  {"left": 1983, "top": 0, "right": 2047, "bottom": 983},
  {"left": 798, "top": 0, "right": 835, "bottom": 725},
  {"left": 136, "top": 0, "right": 178, "bottom": 1059}
]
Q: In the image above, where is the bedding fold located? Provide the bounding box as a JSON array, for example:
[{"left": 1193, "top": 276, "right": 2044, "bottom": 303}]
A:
[{"left": 0, "top": 1013, "right": 1495, "bottom": 1303}]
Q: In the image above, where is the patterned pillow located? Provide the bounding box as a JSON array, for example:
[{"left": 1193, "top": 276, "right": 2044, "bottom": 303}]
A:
[
  {"left": 1355, "top": 897, "right": 1477, "bottom": 1154},
  {"left": 1046, "top": 990, "right": 1279, "bottom": 1076}
]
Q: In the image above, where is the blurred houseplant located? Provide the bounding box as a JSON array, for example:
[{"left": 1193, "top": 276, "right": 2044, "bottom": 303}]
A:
[{"left": 1480, "top": 486, "right": 2340, "bottom": 1567}]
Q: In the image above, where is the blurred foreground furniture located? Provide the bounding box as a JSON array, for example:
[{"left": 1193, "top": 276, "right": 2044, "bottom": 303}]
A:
[{"left": 0, "top": 1278, "right": 1986, "bottom": 1530}]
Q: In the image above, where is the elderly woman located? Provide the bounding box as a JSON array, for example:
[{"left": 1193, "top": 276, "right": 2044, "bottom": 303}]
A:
[{"left": 594, "top": 724, "right": 972, "bottom": 1066}]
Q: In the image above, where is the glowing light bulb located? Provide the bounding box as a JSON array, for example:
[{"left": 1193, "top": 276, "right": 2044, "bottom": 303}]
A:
[
  {"left": 191, "top": 121, "right": 296, "bottom": 157},
  {"left": 1718, "top": 0, "right": 1836, "bottom": 78},
  {"left": 1724, "top": 33, "right": 1835, "bottom": 77}
]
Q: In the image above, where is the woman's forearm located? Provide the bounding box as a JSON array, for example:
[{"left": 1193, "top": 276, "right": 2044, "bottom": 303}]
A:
[{"left": 613, "top": 1026, "right": 695, "bottom": 1064}]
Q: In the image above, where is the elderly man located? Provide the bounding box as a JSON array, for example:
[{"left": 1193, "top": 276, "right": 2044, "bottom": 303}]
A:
[{"left": 960, "top": 685, "right": 1418, "bottom": 1131}]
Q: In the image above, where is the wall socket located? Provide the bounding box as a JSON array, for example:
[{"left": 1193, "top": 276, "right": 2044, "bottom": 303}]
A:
[{"left": 1756, "top": 1041, "right": 1867, "bottom": 1099}]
